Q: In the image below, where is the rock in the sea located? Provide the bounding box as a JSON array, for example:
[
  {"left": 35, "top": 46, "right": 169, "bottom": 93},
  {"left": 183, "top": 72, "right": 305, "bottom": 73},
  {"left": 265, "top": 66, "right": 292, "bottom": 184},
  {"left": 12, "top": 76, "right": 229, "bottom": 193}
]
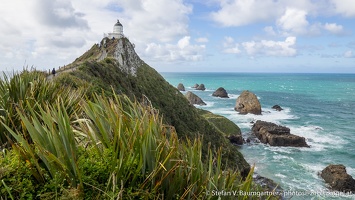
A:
[
  {"left": 212, "top": 87, "right": 229, "bottom": 98},
  {"left": 227, "top": 135, "right": 243, "bottom": 145},
  {"left": 253, "top": 174, "right": 283, "bottom": 195},
  {"left": 234, "top": 90, "right": 262, "bottom": 115},
  {"left": 272, "top": 105, "right": 283, "bottom": 111},
  {"left": 184, "top": 91, "right": 206, "bottom": 106},
  {"left": 321, "top": 164, "right": 355, "bottom": 193},
  {"left": 192, "top": 83, "right": 199, "bottom": 88},
  {"left": 177, "top": 83, "right": 185, "bottom": 91},
  {"left": 252, "top": 120, "right": 309, "bottom": 147},
  {"left": 196, "top": 84, "right": 206, "bottom": 91}
]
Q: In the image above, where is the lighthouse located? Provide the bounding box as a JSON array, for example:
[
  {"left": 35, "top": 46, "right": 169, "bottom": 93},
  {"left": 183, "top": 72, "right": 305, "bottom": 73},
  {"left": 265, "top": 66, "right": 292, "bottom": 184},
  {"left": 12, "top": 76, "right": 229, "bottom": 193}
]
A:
[{"left": 107, "top": 20, "right": 124, "bottom": 39}]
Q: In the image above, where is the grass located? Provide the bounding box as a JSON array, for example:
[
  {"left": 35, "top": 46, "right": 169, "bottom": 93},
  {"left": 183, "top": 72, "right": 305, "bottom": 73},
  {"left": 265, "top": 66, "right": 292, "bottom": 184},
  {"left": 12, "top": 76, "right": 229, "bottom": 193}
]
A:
[{"left": 0, "top": 70, "right": 277, "bottom": 199}]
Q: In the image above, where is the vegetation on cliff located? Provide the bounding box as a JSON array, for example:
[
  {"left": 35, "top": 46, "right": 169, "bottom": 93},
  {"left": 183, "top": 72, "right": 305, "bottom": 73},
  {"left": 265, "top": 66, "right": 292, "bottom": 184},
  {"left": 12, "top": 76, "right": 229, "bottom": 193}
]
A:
[
  {"left": 0, "top": 37, "right": 277, "bottom": 199},
  {"left": 55, "top": 38, "right": 250, "bottom": 175},
  {"left": 0, "top": 71, "right": 271, "bottom": 199}
]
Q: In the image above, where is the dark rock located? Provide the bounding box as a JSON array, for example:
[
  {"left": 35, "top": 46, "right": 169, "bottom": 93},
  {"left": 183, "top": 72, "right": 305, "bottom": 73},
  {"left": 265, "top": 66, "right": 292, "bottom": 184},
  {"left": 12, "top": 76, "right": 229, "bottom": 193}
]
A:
[
  {"left": 196, "top": 84, "right": 206, "bottom": 91},
  {"left": 228, "top": 135, "right": 243, "bottom": 145},
  {"left": 212, "top": 87, "right": 229, "bottom": 98},
  {"left": 272, "top": 105, "right": 283, "bottom": 111},
  {"left": 253, "top": 174, "right": 283, "bottom": 196},
  {"left": 252, "top": 120, "right": 309, "bottom": 147},
  {"left": 184, "top": 91, "right": 206, "bottom": 106},
  {"left": 192, "top": 83, "right": 199, "bottom": 88},
  {"left": 177, "top": 83, "right": 185, "bottom": 91},
  {"left": 321, "top": 164, "right": 355, "bottom": 193},
  {"left": 234, "top": 90, "right": 262, "bottom": 115}
]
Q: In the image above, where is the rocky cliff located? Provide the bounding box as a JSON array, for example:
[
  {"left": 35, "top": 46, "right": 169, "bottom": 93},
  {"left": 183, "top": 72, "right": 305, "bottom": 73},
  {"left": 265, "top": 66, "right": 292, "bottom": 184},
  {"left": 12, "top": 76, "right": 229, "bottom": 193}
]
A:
[{"left": 55, "top": 37, "right": 250, "bottom": 176}]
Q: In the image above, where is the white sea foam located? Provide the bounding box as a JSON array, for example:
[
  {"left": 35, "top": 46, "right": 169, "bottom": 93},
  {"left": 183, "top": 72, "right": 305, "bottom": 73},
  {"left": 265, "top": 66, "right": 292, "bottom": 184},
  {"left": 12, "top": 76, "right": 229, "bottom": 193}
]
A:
[
  {"left": 347, "top": 167, "right": 355, "bottom": 177},
  {"left": 228, "top": 94, "right": 240, "bottom": 99},
  {"left": 196, "top": 101, "right": 215, "bottom": 108},
  {"left": 275, "top": 173, "right": 287, "bottom": 178}
]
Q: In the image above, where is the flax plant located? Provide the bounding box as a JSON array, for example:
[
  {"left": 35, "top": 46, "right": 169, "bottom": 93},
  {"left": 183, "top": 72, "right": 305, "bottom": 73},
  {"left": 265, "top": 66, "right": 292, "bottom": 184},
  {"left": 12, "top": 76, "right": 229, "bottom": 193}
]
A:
[
  {"left": 0, "top": 70, "right": 83, "bottom": 146},
  {"left": 79, "top": 93, "right": 263, "bottom": 199},
  {"left": 2, "top": 98, "right": 84, "bottom": 196}
]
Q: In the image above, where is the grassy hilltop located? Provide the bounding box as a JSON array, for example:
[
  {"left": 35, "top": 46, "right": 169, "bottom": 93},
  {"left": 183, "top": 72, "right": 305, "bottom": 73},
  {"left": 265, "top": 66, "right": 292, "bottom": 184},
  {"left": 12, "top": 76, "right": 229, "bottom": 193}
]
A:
[{"left": 0, "top": 37, "right": 276, "bottom": 199}]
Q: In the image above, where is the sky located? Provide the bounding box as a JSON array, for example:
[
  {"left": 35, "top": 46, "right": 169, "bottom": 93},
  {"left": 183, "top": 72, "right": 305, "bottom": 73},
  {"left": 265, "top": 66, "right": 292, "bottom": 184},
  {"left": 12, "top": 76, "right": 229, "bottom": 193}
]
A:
[{"left": 1, "top": 0, "right": 355, "bottom": 73}]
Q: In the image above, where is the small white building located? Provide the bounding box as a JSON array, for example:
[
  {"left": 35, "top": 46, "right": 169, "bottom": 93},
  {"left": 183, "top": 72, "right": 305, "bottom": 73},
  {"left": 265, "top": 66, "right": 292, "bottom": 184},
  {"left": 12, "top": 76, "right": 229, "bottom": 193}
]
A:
[{"left": 107, "top": 20, "right": 123, "bottom": 39}]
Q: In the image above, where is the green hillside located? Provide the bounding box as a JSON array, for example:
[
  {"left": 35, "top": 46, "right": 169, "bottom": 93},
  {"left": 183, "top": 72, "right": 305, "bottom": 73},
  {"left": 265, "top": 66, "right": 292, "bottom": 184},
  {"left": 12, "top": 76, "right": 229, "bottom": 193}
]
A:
[{"left": 55, "top": 37, "right": 250, "bottom": 175}]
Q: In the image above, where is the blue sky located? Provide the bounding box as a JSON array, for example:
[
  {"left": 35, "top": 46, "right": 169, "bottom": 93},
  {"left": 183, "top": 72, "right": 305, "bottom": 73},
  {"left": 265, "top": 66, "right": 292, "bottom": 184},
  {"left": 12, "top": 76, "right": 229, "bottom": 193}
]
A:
[{"left": 1, "top": 0, "right": 355, "bottom": 73}]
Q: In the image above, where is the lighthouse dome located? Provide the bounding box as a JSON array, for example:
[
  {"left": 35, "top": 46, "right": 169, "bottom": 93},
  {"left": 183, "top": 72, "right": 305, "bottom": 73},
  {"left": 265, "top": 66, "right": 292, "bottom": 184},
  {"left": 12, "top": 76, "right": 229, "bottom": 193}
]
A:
[{"left": 113, "top": 20, "right": 123, "bottom": 34}]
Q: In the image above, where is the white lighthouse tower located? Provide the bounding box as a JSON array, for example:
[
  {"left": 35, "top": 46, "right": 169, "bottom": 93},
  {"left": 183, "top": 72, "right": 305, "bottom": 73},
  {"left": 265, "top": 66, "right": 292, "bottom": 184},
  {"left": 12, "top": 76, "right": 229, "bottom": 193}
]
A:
[{"left": 107, "top": 20, "right": 123, "bottom": 39}]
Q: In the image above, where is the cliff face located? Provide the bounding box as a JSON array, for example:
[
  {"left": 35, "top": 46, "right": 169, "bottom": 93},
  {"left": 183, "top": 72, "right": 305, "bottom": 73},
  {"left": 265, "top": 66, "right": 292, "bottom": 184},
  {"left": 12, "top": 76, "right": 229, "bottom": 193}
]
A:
[{"left": 57, "top": 37, "right": 250, "bottom": 175}]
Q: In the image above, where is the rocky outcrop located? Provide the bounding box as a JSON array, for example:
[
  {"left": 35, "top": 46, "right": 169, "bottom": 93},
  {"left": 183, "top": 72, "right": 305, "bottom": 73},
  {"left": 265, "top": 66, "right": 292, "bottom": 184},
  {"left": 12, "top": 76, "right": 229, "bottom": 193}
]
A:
[
  {"left": 212, "top": 87, "right": 229, "bottom": 98},
  {"left": 234, "top": 90, "right": 262, "bottom": 115},
  {"left": 196, "top": 84, "right": 206, "bottom": 91},
  {"left": 272, "top": 105, "right": 283, "bottom": 111},
  {"left": 185, "top": 91, "right": 206, "bottom": 105},
  {"left": 192, "top": 83, "right": 199, "bottom": 88},
  {"left": 252, "top": 120, "right": 309, "bottom": 147},
  {"left": 177, "top": 83, "right": 185, "bottom": 91},
  {"left": 227, "top": 135, "right": 244, "bottom": 145},
  {"left": 321, "top": 164, "right": 355, "bottom": 193}
]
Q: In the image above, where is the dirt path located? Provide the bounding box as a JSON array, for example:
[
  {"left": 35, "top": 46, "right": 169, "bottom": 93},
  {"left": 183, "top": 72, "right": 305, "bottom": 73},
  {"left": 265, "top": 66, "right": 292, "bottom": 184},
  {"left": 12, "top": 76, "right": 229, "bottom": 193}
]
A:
[{"left": 46, "top": 66, "right": 78, "bottom": 81}]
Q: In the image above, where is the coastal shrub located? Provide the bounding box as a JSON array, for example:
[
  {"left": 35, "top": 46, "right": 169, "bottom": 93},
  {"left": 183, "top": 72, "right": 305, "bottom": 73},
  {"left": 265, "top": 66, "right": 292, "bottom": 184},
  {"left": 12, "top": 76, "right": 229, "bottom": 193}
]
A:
[
  {"left": 0, "top": 87, "right": 271, "bottom": 199},
  {"left": 0, "top": 70, "right": 84, "bottom": 147}
]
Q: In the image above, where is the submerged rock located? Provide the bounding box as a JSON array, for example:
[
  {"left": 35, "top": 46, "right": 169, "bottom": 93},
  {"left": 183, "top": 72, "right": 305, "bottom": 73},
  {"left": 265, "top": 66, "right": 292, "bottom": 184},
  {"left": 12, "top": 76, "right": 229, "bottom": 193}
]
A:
[
  {"left": 184, "top": 91, "right": 206, "bottom": 105},
  {"left": 212, "top": 87, "right": 229, "bottom": 98},
  {"left": 272, "top": 105, "right": 283, "bottom": 111},
  {"left": 252, "top": 120, "right": 309, "bottom": 147},
  {"left": 196, "top": 84, "right": 206, "bottom": 91},
  {"left": 321, "top": 164, "right": 355, "bottom": 193},
  {"left": 177, "top": 83, "right": 185, "bottom": 91},
  {"left": 234, "top": 90, "right": 262, "bottom": 115}
]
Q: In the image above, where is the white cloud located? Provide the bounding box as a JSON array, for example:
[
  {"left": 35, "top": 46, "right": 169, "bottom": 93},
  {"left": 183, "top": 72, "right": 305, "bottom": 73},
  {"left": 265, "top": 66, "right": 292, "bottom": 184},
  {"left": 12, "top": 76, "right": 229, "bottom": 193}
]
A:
[
  {"left": 195, "top": 37, "right": 209, "bottom": 43},
  {"left": 344, "top": 50, "right": 354, "bottom": 58},
  {"left": 211, "top": 0, "right": 350, "bottom": 37},
  {"left": 223, "top": 37, "right": 241, "bottom": 54},
  {"left": 331, "top": 0, "right": 355, "bottom": 17},
  {"left": 144, "top": 36, "right": 205, "bottom": 62},
  {"left": 117, "top": 0, "right": 192, "bottom": 43},
  {"left": 277, "top": 8, "right": 309, "bottom": 35},
  {"left": 323, "top": 23, "right": 344, "bottom": 35},
  {"left": 211, "top": 0, "right": 280, "bottom": 26},
  {"left": 0, "top": 0, "right": 194, "bottom": 71},
  {"left": 264, "top": 26, "right": 276, "bottom": 36},
  {"left": 242, "top": 37, "right": 297, "bottom": 57}
]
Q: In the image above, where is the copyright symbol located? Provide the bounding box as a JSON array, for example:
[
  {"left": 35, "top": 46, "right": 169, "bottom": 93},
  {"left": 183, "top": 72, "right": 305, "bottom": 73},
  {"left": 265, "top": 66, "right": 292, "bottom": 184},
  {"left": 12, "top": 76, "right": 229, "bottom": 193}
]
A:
[{"left": 206, "top": 191, "right": 210, "bottom": 195}]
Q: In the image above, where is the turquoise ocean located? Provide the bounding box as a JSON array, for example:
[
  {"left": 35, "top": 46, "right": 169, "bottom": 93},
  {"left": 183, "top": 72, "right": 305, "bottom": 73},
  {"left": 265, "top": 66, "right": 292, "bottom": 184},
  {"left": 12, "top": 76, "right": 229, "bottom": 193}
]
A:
[{"left": 162, "top": 72, "right": 355, "bottom": 199}]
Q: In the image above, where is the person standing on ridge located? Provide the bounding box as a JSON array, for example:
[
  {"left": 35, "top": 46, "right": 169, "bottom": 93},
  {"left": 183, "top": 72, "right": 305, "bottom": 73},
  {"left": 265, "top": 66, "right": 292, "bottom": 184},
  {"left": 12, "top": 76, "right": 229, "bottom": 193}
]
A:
[{"left": 52, "top": 68, "right": 56, "bottom": 76}]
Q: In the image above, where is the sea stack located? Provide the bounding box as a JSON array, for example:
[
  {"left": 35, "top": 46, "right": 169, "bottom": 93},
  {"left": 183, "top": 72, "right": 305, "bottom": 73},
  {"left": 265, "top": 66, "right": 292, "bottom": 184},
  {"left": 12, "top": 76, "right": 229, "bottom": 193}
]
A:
[
  {"left": 212, "top": 87, "right": 229, "bottom": 98},
  {"left": 196, "top": 84, "right": 206, "bottom": 91},
  {"left": 252, "top": 120, "right": 309, "bottom": 147},
  {"left": 184, "top": 91, "right": 206, "bottom": 105},
  {"left": 321, "top": 164, "right": 355, "bottom": 193},
  {"left": 234, "top": 90, "right": 261, "bottom": 115},
  {"left": 177, "top": 83, "right": 185, "bottom": 91}
]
